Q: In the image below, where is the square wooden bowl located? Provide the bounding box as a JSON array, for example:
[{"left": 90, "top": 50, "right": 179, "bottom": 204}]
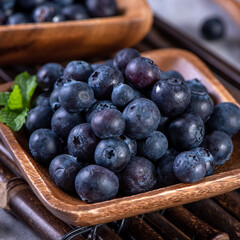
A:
[
  {"left": 0, "top": 48, "right": 240, "bottom": 226},
  {"left": 0, "top": 0, "right": 152, "bottom": 66}
]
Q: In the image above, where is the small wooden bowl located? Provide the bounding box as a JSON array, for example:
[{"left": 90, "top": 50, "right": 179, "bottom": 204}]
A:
[
  {"left": 0, "top": 0, "right": 152, "bottom": 66},
  {"left": 0, "top": 49, "right": 240, "bottom": 226}
]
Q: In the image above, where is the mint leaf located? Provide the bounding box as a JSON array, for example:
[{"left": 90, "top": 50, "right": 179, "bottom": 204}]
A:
[
  {"left": 0, "top": 108, "right": 28, "bottom": 132},
  {"left": 0, "top": 92, "right": 10, "bottom": 106},
  {"left": 7, "top": 85, "right": 23, "bottom": 111},
  {"left": 14, "top": 72, "right": 37, "bottom": 108}
]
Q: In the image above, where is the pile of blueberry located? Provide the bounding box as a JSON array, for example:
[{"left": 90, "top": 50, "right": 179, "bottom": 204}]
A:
[
  {"left": 0, "top": 0, "right": 118, "bottom": 25},
  {"left": 27, "top": 48, "right": 240, "bottom": 203}
]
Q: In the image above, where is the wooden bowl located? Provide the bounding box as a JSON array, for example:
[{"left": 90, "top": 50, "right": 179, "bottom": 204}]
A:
[
  {"left": 0, "top": 0, "right": 152, "bottom": 66},
  {"left": 0, "top": 49, "right": 240, "bottom": 226}
]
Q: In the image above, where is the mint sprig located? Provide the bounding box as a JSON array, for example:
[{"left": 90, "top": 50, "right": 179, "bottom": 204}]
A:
[{"left": 0, "top": 72, "right": 37, "bottom": 132}]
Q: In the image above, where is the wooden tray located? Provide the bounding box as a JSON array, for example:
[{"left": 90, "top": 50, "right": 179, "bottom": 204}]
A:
[
  {"left": 0, "top": 49, "right": 240, "bottom": 226},
  {"left": 0, "top": 0, "right": 152, "bottom": 66}
]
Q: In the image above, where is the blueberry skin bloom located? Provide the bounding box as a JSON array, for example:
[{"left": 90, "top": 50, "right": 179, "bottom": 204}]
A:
[
  {"left": 206, "top": 102, "right": 240, "bottom": 137},
  {"left": 29, "top": 129, "right": 61, "bottom": 165},
  {"left": 68, "top": 123, "right": 98, "bottom": 162},
  {"left": 111, "top": 83, "right": 135, "bottom": 107},
  {"left": 191, "top": 147, "right": 215, "bottom": 176},
  {"left": 138, "top": 131, "right": 168, "bottom": 161},
  {"left": 186, "top": 78, "right": 207, "bottom": 92},
  {"left": 88, "top": 65, "right": 124, "bottom": 99},
  {"left": 119, "top": 156, "right": 157, "bottom": 195},
  {"left": 151, "top": 78, "right": 191, "bottom": 118},
  {"left": 86, "top": 100, "right": 117, "bottom": 123},
  {"left": 51, "top": 107, "right": 83, "bottom": 140},
  {"left": 75, "top": 165, "right": 119, "bottom": 203},
  {"left": 113, "top": 48, "right": 141, "bottom": 73},
  {"left": 173, "top": 150, "right": 206, "bottom": 183},
  {"left": 123, "top": 98, "right": 161, "bottom": 140},
  {"left": 125, "top": 57, "right": 161, "bottom": 89},
  {"left": 63, "top": 61, "right": 93, "bottom": 82},
  {"left": 49, "top": 154, "right": 83, "bottom": 192},
  {"left": 26, "top": 106, "right": 53, "bottom": 134},
  {"left": 37, "top": 63, "right": 64, "bottom": 91},
  {"left": 91, "top": 109, "right": 125, "bottom": 139},
  {"left": 202, "top": 131, "right": 233, "bottom": 166},
  {"left": 95, "top": 138, "right": 131, "bottom": 172},
  {"left": 185, "top": 91, "right": 214, "bottom": 123},
  {"left": 59, "top": 81, "right": 95, "bottom": 112},
  {"left": 157, "top": 149, "right": 180, "bottom": 186},
  {"left": 168, "top": 113, "right": 205, "bottom": 151},
  {"left": 85, "top": 0, "right": 118, "bottom": 18},
  {"left": 161, "top": 70, "right": 184, "bottom": 81}
]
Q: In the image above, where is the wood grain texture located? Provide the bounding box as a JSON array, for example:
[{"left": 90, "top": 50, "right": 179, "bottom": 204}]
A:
[
  {"left": 0, "top": 49, "right": 240, "bottom": 226},
  {"left": 0, "top": 0, "right": 152, "bottom": 66}
]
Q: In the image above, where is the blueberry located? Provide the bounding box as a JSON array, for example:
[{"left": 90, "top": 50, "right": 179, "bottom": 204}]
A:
[
  {"left": 67, "top": 123, "right": 98, "bottom": 162},
  {"left": 151, "top": 78, "right": 191, "bottom": 117},
  {"left": 123, "top": 98, "right": 161, "bottom": 139},
  {"left": 0, "top": 9, "right": 6, "bottom": 24},
  {"left": 191, "top": 147, "right": 215, "bottom": 176},
  {"left": 91, "top": 109, "right": 125, "bottom": 138},
  {"left": 29, "top": 129, "right": 62, "bottom": 165},
  {"left": 37, "top": 63, "right": 64, "bottom": 91},
  {"left": 186, "top": 78, "right": 207, "bottom": 92},
  {"left": 157, "top": 116, "right": 169, "bottom": 135},
  {"left": 138, "top": 131, "right": 168, "bottom": 161},
  {"left": 201, "top": 17, "right": 225, "bottom": 40},
  {"left": 185, "top": 91, "right": 214, "bottom": 123},
  {"left": 168, "top": 113, "right": 205, "bottom": 151},
  {"left": 120, "top": 135, "right": 137, "bottom": 157},
  {"left": 49, "top": 87, "right": 61, "bottom": 111},
  {"left": 53, "top": 0, "right": 74, "bottom": 7},
  {"left": 53, "top": 76, "right": 67, "bottom": 89},
  {"left": 111, "top": 83, "right": 135, "bottom": 107},
  {"left": 62, "top": 4, "right": 89, "bottom": 20},
  {"left": 125, "top": 57, "right": 161, "bottom": 89},
  {"left": 104, "top": 59, "right": 114, "bottom": 66},
  {"left": 75, "top": 165, "right": 119, "bottom": 203},
  {"left": 63, "top": 61, "right": 93, "bottom": 82},
  {"left": 119, "top": 156, "right": 157, "bottom": 195},
  {"left": 206, "top": 102, "right": 240, "bottom": 137},
  {"left": 95, "top": 138, "right": 131, "bottom": 172},
  {"left": 157, "top": 149, "right": 180, "bottom": 186},
  {"left": 33, "top": 92, "right": 50, "bottom": 107},
  {"left": 173, "top": 150, "right": 206, "bottom": 183},
  {"left": 33, "top": 3, "right": 63, "bottom": 22},
  {"left": 17, "top": 0, "right": 46, "bottom": 10},
  {"left": 202, "top": 131, "right": 233, "bottom": 165},
  {"left": 161, "top": 70, "right": 184, "bottom": 81},
  {"left": 113, "top": 48, "right": 141, "bottom": 73},
  {"left": 59, "top": 81, "right": 95, "bottom": 112},
  {"left": 0, "top": 0, "right": 16, "bottom": 12},
  {"left": 88, "top": 65, "right": 124, "bottom": 99},
  {"left": 49, "top": 154, "right": 82, "bottom": 192},
  {"left": 6, "top": 13, "right": 29, "bottom": 24},
  {"left": 51, "top": 107, "right": 84, "bottom": 140},
  {"left": 91, "top": 63, "right": 101, "bottom": 71},
  {"left": 86, "top": 100, "right": 117, "bottom": 123},
  {"left": 85, "top": 0, "right": 118, "bottom": 18},
  {"left": 26, "top": 106, "right": 53, "bottom": 134}
]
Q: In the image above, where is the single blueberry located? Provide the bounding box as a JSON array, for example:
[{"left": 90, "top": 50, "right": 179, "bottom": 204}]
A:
[
  {"left": 91, "top": 108, "right": 125, "bottom": 139},
  {"left": 173, "top": 150, "right": 206, "bottom": 183},
  {"left": 49, "top": 154, "right": 82, "bottom": 192},
  {"left": 51, "top": 107, "right": 84, "bottom": 140},
  {"left": 33, "top": 92, "right": 50, "bottom": 107},
  {"left": 123, "top": 98, "right": 161, "bottom": 139},
  {"left": 29, "top": 129, "right": 62, "bottom": 165},
  {"left": 67, "top": 123, "right": 99, "bottom": 162},
  {"left": 138, "top": 131, "right": 168, "bottom": 161},
  {"left": 206, "top": 102, "right": 240, "bottom": 137},
  {"left": 151, "top": 78, "right": 191, "bottom": 117},
  {"left": 161, "top": 70, "right": 184, "bottom": 81},
  {"left": 94, "top": 138, "right": 131, "bottom": 172},
  {"left": 168, "top": 113, "right": 205, "bottom": 151},
  {"left": 75, "top": 165, "right": 119, "bottom": 203},
  {"left": 119, "top": 156, "right": 157, "bottom": 195},
  {"left": 202, "top": 131, "right": 233, "bottom": 165}
]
